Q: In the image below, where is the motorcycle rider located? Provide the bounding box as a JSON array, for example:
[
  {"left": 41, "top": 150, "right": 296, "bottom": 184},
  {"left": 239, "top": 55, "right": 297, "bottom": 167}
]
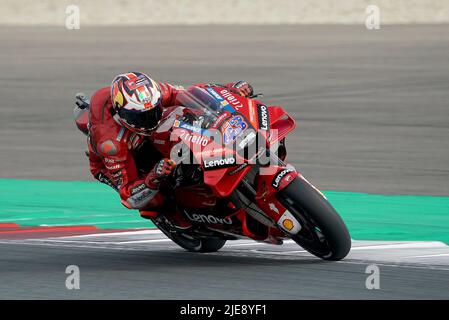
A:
[{"left": 76, "top": 71, "right": 254, "bottom": 228}]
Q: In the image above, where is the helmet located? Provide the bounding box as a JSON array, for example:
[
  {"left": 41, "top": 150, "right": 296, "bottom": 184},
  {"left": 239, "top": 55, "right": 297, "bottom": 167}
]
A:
[{"left": 111, "top": 72, "right": 163, "bottom": 135}]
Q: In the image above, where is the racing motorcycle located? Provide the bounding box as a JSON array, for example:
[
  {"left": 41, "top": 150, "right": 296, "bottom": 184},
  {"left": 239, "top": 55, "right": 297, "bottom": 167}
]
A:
[{"left": 75, "top": 85, "right": 351, "bottom": 261}]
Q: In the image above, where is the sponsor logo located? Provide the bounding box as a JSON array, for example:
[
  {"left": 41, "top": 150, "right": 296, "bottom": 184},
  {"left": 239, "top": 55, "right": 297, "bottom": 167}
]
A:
[
  {"left": 132, "top": 190, "right": 151, "bottom": 202},
  {"left": 211, "top": 111, "right": 230, "bottom": 128},
  {"left": 97, "top": 173, "right": 118, "bottom": 191},
  {"left": 272, "top": 168, "right": 294, "bottom": 188},
  {"left": 184, "top": 211, "right": 233, "bottom": 225},
  {"left": 220, "top": 89, "right": 243, "bottom": 110},
  {"left": 111, "top": 171, "right": 122, "bottom": 178},
  {"left": 202, "top": 147, "right": 228, "bottom": 157},
  {"left": 127, "top": 188, "right": 156, "bottom": 208},
  {"left": 131, "top": 183, "right": 146, "bottom": 195},
  {"left": 106, "top": 164, "right": 122, "bottom": 171},
  {"left": 238, "top": 131, "right": 256, "bottom": 149},
  {"left": 222, "top": 115, "right": 248, "bottom": 145},
  {"left": 206, "top": 87, "right": 231, "bottom": 109},
  {"left": 125, "top": 75, "right": 150, "bottom": 90},
  {"left": 179, "top": 131, "right": 209, "bottom": 147},
  {"left": 282, "top": 219, "right": 294, "bottom": 231},
  {"left": 268, "top": 202, "right": 280, "bottom": 214},
  {"left": 116, "top": 127, "right": 126, "bottom": 142},
  {"left": 100, "top": 140, "right": 118, "bottom": 156},
  {"left": 206, "top": 87, "right": 225, "bottom": 101},
  {"left": 203, "top": 156, "right": 236, "bottom": 170},
  {"left": 257, "top": 104, "right": 269, "bottom": 131},
  {"left": 179, "top": 122, "right": 202, "bottom": 133},
  {"left": 277, "top": 210, "right": 301, "bottom": 234},
  {"left": 228, "top": 163, "right": 249, "bottom": 175},
  {"left": 104, "top": 158, "right": 121, "bottom": 164},
  {"left": 110, "top": 171, "right": 123, "bottom": 187}
]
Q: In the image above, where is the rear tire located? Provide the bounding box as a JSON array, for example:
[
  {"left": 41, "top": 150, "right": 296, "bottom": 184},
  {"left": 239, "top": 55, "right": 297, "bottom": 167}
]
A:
[
  {"left": 277, "top": 177, "right": 351, "bottom": 261},
  {"left": 152, "top": 218, "right": 227, "bottom": 253},
  {"left": 197, "top": 238, "right": 227, "bottom": 253}
]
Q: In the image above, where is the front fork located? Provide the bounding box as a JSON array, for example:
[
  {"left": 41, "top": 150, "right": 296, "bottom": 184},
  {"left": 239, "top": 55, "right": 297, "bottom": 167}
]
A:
[{"left": 237, "top": 164, "right": 303, "bottom": 237}]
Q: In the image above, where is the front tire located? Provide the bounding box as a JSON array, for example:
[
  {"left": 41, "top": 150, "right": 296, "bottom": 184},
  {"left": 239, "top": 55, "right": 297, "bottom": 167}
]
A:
[{"left": 277, "top": 177, "right": 351, "bottom": 261}]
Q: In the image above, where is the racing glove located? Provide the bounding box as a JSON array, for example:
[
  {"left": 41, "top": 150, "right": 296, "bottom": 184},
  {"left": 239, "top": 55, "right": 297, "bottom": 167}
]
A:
[
  {"left": 232, "top": 81, "right": 254, "bottom": 98},
  {"left": 145, "top": 158, "right": 176, "bottom": 187}
]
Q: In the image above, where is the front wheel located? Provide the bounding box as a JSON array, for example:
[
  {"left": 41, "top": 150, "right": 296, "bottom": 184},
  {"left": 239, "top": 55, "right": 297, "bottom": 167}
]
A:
[{"left": 277, "top": 177, "right": 351, "bottom": 261}]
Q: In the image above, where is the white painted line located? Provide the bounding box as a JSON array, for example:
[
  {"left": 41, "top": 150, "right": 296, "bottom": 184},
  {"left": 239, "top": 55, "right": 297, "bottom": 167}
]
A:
[
  {"left": 0, "top": 215, "right": 137, "bottom": 223},
  {"left": 27, "top": 238, "right": 171, "bottom": 245},
  {"left": 225, "top": 242, "right": 265, "bottom": 247},
  {"left": 28, "top": 239, "right": 125, "bottom": 244},
  {"left": 58, "top": 229, "right": 162, "bottom": 239},
  {"left": 241, "top": 241, "right": 449, "bottom": 256},
  {"left": 349, "top": 242, "right": 447, "bottom": 251},
  {"left": 117, "top": 239, "right": 172, "bottom": 244},
  {"left": 225, "top": 241, "right": 447, "bottom": 251},
  {"left": 40, "top": 220, "right": 145, "bottom": 226},
  {"left": 0, "top": 240, "right": 157, "bottom": 252},
  {"left": 337, "top": 260, "right": 449, "bottom": 272},
  {"left": 404, "top": 253, "right": 449, "bottom": 259}
]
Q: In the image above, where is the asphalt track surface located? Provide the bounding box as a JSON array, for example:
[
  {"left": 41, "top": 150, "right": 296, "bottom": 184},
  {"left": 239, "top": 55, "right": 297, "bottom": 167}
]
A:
[
  {"left": 1, "top": 231, "right": 449, "bottom": 299},
  {"left": 1, "top": 25, "right": 449, "bottom": 195},
  {"left": 1, "top": 26, "right": 449, "bottom": 299}
]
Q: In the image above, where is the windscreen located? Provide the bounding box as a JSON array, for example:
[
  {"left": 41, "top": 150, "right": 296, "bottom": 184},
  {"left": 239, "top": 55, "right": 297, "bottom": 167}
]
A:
[{"left": 175, "top": 86, "right": 228, "bottom": 129}]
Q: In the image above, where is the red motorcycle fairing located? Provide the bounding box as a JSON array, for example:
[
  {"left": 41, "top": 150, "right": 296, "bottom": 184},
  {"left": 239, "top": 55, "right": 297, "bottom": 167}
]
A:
[
  {"left": 267, "top": 106, "right": 296, "bottom": 144},
  {"left": 174, "top": 184, "right": 217, "bottom": 208},
  {"left": 203, "top": 166, "right": 252, "bottom": 197},
  {"left": 150, "top": 85, "right": 300, "bottom": 240},
  {"left": 252, "top": 166, "right": 299, "bottom": 218},
  {"left": 171, "top": 126, "right": 253, "bottom": 198}
]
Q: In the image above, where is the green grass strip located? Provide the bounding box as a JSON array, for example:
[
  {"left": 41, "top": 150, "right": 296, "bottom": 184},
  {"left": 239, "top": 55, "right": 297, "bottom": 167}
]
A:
[{"left": 1, "top": 179, "right": 448, "bottom": 243}]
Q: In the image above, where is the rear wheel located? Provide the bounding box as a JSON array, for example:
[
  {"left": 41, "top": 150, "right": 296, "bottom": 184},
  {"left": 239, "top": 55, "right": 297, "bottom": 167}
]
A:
[
  {"left": 277, "top": 177, "right": 351, "bottom": 261},
  {"left": 152, "top": 218, "right": 227, "bottom": 253}
]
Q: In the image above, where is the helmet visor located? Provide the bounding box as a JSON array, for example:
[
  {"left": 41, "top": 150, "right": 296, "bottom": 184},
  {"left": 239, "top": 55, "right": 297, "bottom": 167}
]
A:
[{"left": 117, "top": 106, "right": 162, "bottom": 131}]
